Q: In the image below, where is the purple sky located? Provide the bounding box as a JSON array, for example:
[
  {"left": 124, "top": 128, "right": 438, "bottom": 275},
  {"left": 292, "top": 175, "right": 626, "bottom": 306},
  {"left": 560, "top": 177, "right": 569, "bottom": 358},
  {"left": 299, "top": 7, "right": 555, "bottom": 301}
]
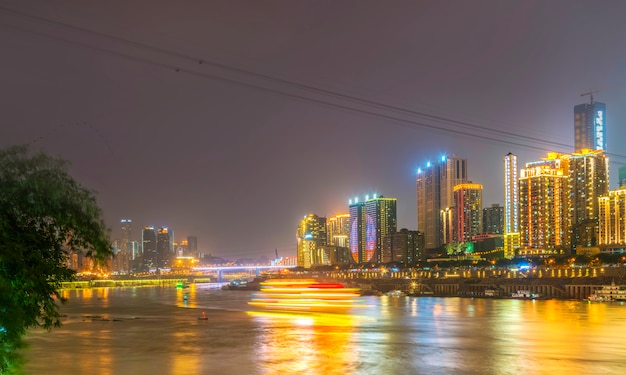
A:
[{"left": 1, "top": 1, "right": 625, "bottom": 259}]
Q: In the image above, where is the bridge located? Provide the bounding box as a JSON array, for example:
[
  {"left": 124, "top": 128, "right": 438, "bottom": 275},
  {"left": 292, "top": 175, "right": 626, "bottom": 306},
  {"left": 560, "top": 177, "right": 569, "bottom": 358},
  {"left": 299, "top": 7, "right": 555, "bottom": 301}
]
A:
[{"left": 191, "top": 265, "right": 297, "bottom": 282}]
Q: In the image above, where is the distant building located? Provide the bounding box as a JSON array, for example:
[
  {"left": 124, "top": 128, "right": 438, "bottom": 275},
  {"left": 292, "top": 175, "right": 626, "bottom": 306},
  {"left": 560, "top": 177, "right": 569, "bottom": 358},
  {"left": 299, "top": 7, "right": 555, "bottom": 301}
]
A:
[
  {"left": 454, "top": 183, "right": 483, "bottom": 243},
  {"left": 296, "top": 214, "right": 327, "bottom": 268},
  {"left": 157, "top": 227, "right": 171, "bottom": 269},
  {"left": 483, "top": 204, "right": 504, "bottom": 234},
  {"left": 349, "top": 195, "right": 397, "bottom": 263},
  {"left": 417, "top": 155, "right": 468, "bottom": 250},
  {"left": 519, "top": 154, "right": 566, "bottom": 250},
  {"left": 562, "top": 149, "right": 609, "bottom": 251},
  {"left": 142, "top": 226, "right": 157, "bottom": 270},
  {"left": 503, "top": 152, "right": 520, "bottom": 258},
  {"left": 381, "top": 229, "right": 423, "bottom": 265},
  {"left": 120, "top": 218, "right": 132, "bottom": 254},
  {"left": 317, "top": 246, "right": 353, "bottom": 265},
  {"left": 574, "top": 98, "right": 606, "bottom": 153},
  {"left": 598, "top": 187, "right": 626, "bottom": 249},
  {"left": 326, "top": 214, "right": 350, "bottom": 248},
  {"left": 620, "top": 165, "right": 626, "bottom": 188}
]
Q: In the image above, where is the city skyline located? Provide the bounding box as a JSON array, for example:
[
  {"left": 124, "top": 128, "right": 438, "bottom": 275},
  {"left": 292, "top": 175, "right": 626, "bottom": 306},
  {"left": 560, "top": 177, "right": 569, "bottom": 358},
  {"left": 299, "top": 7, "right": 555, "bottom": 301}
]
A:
[{"left": 2, "top": 1, "right": 626, "bottom": 259}]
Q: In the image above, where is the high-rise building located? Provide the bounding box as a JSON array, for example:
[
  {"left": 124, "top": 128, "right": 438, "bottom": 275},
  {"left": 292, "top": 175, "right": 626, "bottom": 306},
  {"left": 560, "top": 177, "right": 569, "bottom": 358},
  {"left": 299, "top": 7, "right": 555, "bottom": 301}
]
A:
[
  {"left": 157, "top": 227, "right": 171, "bottom": 269},
  {"left": 417, "top": 155, "right": 467, "bottom": 250},
  {"left": 326, "top": 214, "right": 350, "bottom": 248},
  {"left": 142, "top": 226, "right": 157, "bottom": 270},
  {"left": 519, "top": 156, "right": 566, "bottom": 250},
  {"left": 187, "top": 235, "right": 198, "bottom": 258},
  {"left": 620, "top": 165, "right": 626, "bottom": 188},
  {"left": 598, "top": 186, "right": 626, "bottom": 248},
  {"left": 562, "top": 149, "right": 609, "bottom": 250},
  {"left": 296, "top": 214, "right": 327, "bottom": 268},
  {"left": 483, "top": 204, "right": 504, "bottom": 234},
  {"left": 454, "top": 183, "right": 483, "bottom": 243},
  {"left": 349, "top": 195, "right": 397, "bottom": 263},
  {"left": 574, "top": 97, "right": 606, "bottom": 153},
  {"left": 503, "top": 153, "right": 520, "bottom": 258},
  {"left": 120, "top": 219, "right": 132, "bottom": 254},
  {"left": 381, "top": 229, "right": 424, "bottom": 265}
]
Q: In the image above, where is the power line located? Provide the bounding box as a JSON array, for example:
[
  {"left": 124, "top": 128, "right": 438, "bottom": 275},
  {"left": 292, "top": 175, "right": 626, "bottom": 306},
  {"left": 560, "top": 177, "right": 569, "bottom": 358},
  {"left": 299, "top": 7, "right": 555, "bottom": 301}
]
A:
[{"left": 1, "top": 6, "right": 625, "bottom": 164}]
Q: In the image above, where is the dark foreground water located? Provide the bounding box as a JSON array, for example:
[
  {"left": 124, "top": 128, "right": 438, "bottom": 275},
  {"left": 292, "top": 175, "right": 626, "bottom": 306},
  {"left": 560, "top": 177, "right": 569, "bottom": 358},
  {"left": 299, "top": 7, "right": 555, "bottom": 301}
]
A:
[{"left": 22, "top": 284, "right": 626, "bottom": 375}]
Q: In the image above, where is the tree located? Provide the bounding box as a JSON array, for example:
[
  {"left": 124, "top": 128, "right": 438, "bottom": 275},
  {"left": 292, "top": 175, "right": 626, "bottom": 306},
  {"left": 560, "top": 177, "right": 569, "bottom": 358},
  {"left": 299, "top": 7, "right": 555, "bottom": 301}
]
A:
[{"left": 0, "top": 145, "right": 111, "bottom": 374}]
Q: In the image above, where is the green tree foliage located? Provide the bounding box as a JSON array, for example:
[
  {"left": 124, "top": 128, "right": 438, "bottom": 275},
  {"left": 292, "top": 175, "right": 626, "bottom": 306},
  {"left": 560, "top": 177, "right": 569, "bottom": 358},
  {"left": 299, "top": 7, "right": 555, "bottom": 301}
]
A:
[{"left": 0, "top": 145, "right": 111, "bottom": 373}]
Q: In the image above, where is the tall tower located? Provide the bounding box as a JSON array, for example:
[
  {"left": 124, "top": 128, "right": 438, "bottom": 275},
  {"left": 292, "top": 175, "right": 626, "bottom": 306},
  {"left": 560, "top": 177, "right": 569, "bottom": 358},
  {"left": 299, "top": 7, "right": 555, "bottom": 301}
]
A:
[
  {"left": 157, "top": 227, "right": 171, "bottom": 269},
  {"left": 120, "top": 219, "right": 132, "bottom": 254},
  {"left": 417, "top": 155, "right": 467, "bottom": 250},
  {"left": 453, "top": 183, "right": 483, "bottom": 243},
  {"left": 296, "top": 214, "right": 327, "bottom": 268},
  {"left": 598, "top": 187, "right": 626, "bottom": 247},
  {"left": 350, "top": 195, "right": 397, "bottom": 263},
  {"left": 562, "top": 149, "right": 609, "bottom": 251},
  {"left": 142, "top": 226, "right": 157, "bottom": 270},
  {"left": 326, "top": 213, "right": 350, "bottom": 248},
  {"left": 519, "top": 156, "right": 567, "bottom": 250},
  {"left": 575, "top": 94, "right": 606, "bottom": 153},
  {"left": 503, "top": 153, "right": 520, "bottom": 258}
]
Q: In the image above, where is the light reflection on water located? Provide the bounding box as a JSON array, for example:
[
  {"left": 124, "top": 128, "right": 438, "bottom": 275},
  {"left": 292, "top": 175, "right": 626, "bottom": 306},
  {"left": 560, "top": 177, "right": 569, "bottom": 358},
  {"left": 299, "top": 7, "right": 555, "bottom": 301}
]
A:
[{"left": 22, "top": 285, "right": 626, "bottom": 375}]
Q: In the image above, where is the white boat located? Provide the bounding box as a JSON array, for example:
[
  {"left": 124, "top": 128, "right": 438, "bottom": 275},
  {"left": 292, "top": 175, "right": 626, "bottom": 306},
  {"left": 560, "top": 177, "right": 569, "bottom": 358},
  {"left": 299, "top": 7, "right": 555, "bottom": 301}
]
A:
[
  {"left": 386, "top": 290, "right": 406, "bottom": 297},
  {"left": 588, "top": 282, "right": 626, "bottom": 302},
  {"left": 511, "top": 290, "right": 542, "bottom": 299}
]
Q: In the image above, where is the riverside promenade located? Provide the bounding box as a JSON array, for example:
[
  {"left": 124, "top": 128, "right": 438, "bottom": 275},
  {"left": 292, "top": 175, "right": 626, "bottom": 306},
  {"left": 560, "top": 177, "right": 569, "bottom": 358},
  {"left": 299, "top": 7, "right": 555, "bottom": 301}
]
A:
[{"left": 318, "top": 266, "right": 626, "bottom": 299}]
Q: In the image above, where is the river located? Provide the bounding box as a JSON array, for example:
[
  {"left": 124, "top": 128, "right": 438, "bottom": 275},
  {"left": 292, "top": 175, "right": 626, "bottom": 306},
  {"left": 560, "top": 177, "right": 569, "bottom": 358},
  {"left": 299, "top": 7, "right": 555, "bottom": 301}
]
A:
[{"left": 22, "top": 284, "right": 626, "bottom": 375}]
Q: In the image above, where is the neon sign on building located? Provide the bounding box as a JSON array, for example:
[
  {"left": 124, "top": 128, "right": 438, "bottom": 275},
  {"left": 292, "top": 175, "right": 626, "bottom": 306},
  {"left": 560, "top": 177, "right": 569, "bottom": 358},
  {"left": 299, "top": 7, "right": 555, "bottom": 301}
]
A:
[{"left": 595, "top": 110, "right": 604, "bottom": 150}]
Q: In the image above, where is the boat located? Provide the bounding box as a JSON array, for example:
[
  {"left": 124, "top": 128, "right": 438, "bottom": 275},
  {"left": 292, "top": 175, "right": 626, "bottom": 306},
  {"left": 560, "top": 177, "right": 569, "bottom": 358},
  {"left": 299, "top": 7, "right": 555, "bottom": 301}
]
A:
[
  {"left": 222, "top": 277, "right": 264, "bottom": 291},
  {"left": 386, "top": 290, "right": 406, "bottom": 297},
  {"left": 248, "top": 278, "right": 363, "bottom": 313},
  {"left": 587, "top": 282, "right": 626, "bottom": 302},
  {"left": 198, "top": 312, "right": 208, "bottom": 320},
  {"left": 510, "top": 290, "right": 543, "bottom": 299}
]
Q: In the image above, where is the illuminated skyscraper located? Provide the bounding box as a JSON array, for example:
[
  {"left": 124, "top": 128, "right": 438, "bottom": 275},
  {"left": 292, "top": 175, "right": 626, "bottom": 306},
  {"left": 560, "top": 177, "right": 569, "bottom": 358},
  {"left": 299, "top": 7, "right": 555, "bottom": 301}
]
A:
[
  {"left": 574, "top": 97, "right": 606, "bottom": 153},
  {"left": 326, "top": 214, "right": 350, "bottom": 248},
  {"left": 157, "top": 227, "right": 171, "bottom": 269},
  {"left": 453, "top": 183, "right": 483, "bottom": 243},
  {"left": 562, "top": 149, "right": 609, "bottom": 250},
  {"left": 142, "top": 226, "right": 156, "bottom": 269},
  {"left": 417, "top": 155, "right": 467, "bottom": 250},
  {"left": 350, "top": 195, "right": 397, "bottom": 263},
  {"left": 519, "top": 155, "right": 566, "bottom": 250},
  {"left": 598, "top": 187, "right": 626, "bottom": 247},
  {"left": 503, "top": 153, "right": 520, "bottom": 258},
  {"left": 120, "top": 219, "right": 132, "bottom": 253},
  {"left": 296, "top": 214, "right": 327, "bottom": 268}
]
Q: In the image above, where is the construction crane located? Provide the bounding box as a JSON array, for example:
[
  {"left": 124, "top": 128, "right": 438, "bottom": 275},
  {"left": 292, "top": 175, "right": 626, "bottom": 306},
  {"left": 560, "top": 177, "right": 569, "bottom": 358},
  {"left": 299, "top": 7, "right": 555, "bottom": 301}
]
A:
[{"left": 580, "top": 89, "right": 599, "bottom": 104}]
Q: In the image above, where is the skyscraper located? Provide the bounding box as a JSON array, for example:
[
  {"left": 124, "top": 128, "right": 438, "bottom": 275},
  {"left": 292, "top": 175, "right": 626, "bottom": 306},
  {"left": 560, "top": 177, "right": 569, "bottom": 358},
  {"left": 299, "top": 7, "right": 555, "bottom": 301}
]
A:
[
  {"left": 503, "top": 153, "right": 520, "bottom": 258},
  {"left": 382, "top": 229, "right": 424, "bottom": 265},
  {"left": 483, "top": 204, "right": 504, "bottom": 234},
  {"left": 296, "top": 214, "right": 327, "bottom": 268},
  {"left": 326, "top": 214, "right": 350, "bottom": 248},
  {"left": 574, "top": 97, "right": 606, "bottom": 153},
  {"left": 157, "top": 227, "right": 171, "bottom": 269},
  {"left": 417, "top": 155, "right": 467, "bottom": 250},
  {"left": 562, "top": 149, "right": 609, "bottom": 250},
  {"left": 142, "top": 226, "right": 156, "bottom": 270},
  {"left": 519, "top": 156, "right": 566, "bottom": 250},
  {"left": 350, "top": 195, "right": 397, "bottom": 263},
  {"left": 598, "top": 186, "right": 626, "bottom": 248},
  {"left": 120, "top": 219, "right": 132, "bottom": 254},
  {"left": 453, "top": 183, "right": 483, "bottom": 243}
]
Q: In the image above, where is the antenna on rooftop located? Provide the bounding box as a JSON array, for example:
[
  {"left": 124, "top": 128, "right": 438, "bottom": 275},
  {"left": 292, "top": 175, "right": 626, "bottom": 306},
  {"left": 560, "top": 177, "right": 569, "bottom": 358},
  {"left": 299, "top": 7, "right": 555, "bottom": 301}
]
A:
[{"left": 580, "top": 89, "right": 599, "bottom": 104}]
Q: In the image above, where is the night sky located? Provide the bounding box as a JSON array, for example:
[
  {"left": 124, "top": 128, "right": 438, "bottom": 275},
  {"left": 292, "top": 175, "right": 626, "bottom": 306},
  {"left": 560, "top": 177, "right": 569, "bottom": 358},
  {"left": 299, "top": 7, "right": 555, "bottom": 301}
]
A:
[{"left": 2, "top": 1, "right": 625, "bottom": 259}]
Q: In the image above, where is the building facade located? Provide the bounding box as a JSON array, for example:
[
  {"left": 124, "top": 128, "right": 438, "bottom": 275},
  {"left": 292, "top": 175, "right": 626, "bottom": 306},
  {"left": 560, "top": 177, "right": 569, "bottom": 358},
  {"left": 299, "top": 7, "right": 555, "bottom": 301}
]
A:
[
  {"left": 296, "top": 214, "right": 327, "bottom": 268},
  {"left": 141, "top": 226, "right": 157, "bottom": 270},
  {"left": 326, "top": 213, "right": 350, "bottom": 248},
  {"left": 350, "top": 195, "right": 397, "bottom": 263},
  {"left": 454, "top": 183, "right": 483, "bottom": 243},
  {"left": 483, "top": 203, "right": 504, "bottom": 234},
  {"left": 503, "top": 153, "right": 520, "bottom": 258},
  {"left": 519, "top": 157, "right": 566, "bottom": 250},
  {"left": 574, "top": 99, "right": 606, "bottom": 153},
  {"left": 157, "top": 227, "right": 171, "bottom": 269},
  {"left": 381, "top": 229, "right": 423, "bottom": 265},
  {"left": 598, "top": 187, "right": 626, "bottom": 248},
  {"left": 417, "top": 155, "right": 467, "bottom": 250}
]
